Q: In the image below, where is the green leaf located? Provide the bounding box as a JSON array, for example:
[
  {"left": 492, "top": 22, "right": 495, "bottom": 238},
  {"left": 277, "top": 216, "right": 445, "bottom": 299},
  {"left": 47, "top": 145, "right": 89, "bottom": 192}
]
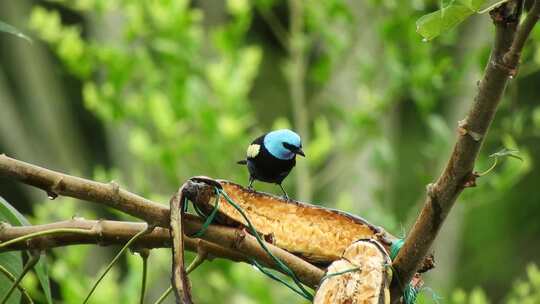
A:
[
  {"left": 0, "top": 197, "right": 23, "bottom": 304},
  {"left": 0, "top": 20, "right": 32, "bottom": 43},
  {"left": 0, "top": 253, "right": 21, "bottom": 304},
  {"left": 415, "top": 0, "right": 515, "bottom": 40},
  {"left": 489, "top": 148, "right": 523, "bottom": 161},
  {"left": 33, "top": 253, "right": 53, "bottom": 304},
  {"left": 0, "top": 196, "right": 53, "bottom": 304},
  {"left": 477, "top": 0, "right": 511, "bottom": 14},
  {"left": 0, "top": 197, "right": 30, "bottom": 226},
  {"left": 416, "top": 4, "right": 475, "bottom": 41}
]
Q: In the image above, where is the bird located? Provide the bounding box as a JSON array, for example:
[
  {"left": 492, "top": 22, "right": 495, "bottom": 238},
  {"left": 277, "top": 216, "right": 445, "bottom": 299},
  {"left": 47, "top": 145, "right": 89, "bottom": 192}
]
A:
[{"left": 237, "top": 129, "right": 305, "bottom": 199}]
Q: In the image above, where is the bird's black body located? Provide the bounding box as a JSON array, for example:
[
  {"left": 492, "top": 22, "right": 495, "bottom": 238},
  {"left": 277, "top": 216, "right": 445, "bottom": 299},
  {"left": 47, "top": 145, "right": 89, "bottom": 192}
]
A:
[
  {"left": 237, "top": 130, "right": 304, "bottom": 198},
  {"left": 245, "top": 134, "right": 296, "bottom": 184}
]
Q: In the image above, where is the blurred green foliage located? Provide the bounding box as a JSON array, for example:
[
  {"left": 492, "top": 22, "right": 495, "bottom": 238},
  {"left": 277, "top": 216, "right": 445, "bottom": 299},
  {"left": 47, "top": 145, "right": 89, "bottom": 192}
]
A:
[{"left": 0, "top": 0, "right": 539, "bottom": 303}]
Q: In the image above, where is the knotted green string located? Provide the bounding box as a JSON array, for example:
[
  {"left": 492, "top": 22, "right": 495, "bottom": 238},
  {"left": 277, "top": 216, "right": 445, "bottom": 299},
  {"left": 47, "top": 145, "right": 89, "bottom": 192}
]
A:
[
  {"left": 189, "top": 188, "right": 221, "bottom": 238},
  {"left": 188, "top": 187, "right": 439, "bottom": 303},
  {"left": 319, "top": 266, "right": 361, "bottom": 283},
  {"left": 390, "top": 239, "right": 418, "bottom": 304},
  {"left": 189, "top": 187, "right": 314, "bottom": 301}
]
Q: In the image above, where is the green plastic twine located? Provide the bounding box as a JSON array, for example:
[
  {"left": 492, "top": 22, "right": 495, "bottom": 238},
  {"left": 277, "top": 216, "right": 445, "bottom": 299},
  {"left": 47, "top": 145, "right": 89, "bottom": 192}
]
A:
[
  {"left": 251, "top": 259, "right": 313, "bottom": 301},
  {"left": 217, "top": 188, "right": 314, "bottom": 301},
  {"left": 190, "top": 188, "right": 221, "bottom": 238},
  {"left": 390, "top": 239, "right": 418, "bottom": 304},
  {"left": 188, "top": 187, "right": 313, "bottom": 301},
  {"left": 390, "top": 239, "right": 405, "bottom": 260},
  {"left": 319, "top": 266, "right": 361, "bottom": 283}
]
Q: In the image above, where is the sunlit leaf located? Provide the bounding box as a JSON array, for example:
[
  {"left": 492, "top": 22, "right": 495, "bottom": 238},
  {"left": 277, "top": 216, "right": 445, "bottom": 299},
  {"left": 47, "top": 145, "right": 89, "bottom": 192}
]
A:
[
  {"left": 416, "top": 0, "right": 516, "bottom": 40},
  {"left": 416, "top": 0, "right": 499, "bottom": 41},
  {"left": 0, "top": 20, "right": 32, "bottom": 43},
  {"left": 416, "top": 4, "right": 476, "bottom": 41}
]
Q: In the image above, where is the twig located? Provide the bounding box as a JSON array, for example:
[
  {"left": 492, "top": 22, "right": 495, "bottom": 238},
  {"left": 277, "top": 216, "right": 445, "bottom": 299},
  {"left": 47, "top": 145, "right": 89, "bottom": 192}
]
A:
[
  {"left": 0, "top": 156, "right": 324, "bottom": 288},
  {"left": 0, "top": 264, "right": 34, "bottom": 303},
  {"left": 1, "top": 252, "right": 39, "bottom": 304},
  {"left": 138, "top": 249, "right": 150, "bottom": 304},
  {"left": 83, "top": 225, "right": 153, "bottom": 304},
  {"left": 0, "top": 220, "right": 171, "bottom": 251},
  {"left": 186, "top": 242, "right": 209, "bottom": 274},
  {"left": 156, "top": 242, "right": 209, "bottom": 304},
  {"left": 390, "top": 1, "right": 539, "bottom": 302},
  {"left": 169, "top": 187, "right": 193, "bottom": 304},
  {"left": 153, "top": 286, "right": 173, "bottom": 304},
  {"left": 0, "top": 228, "right": 93, "bottom": 249},
  {"left": 503, "top": 0, "right": 540, "bottom": 71},
  {"left": 477, "top": 157, "right": 498, "bottom": 176}
]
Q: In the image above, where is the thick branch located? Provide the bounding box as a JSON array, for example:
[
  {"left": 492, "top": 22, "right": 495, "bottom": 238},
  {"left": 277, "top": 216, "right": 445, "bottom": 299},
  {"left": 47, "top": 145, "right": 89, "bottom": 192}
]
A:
[
  {"left": 0, "top": 155, "right": 324, "bottom": 288},
  {"left": 0, "top": 154, "right": 169, "bottom": 226},
  {"left": 390, "top": 1, "right": 538, "bottom": 301}
]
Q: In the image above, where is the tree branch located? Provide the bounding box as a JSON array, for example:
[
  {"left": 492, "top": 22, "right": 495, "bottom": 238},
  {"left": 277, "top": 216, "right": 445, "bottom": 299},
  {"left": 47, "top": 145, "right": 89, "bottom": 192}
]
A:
[
  {"left": 0, "top": 154, "right": 169, "bottom": 226},
  {"left": 0, "top": 219, "right": 250, "bottom": 262},
  {"left": 390, "top": 1, "right": 539, "bottom": 301},
  {"left": 0, "top": 220, "right": 169, "bottom": 250},
  {"left": 0, "top": 218, "right": 328, "bottom": 288},
  {"left": 169, "top": 187, "right": 193, "bottom": 303},
  {"left": 504, "top": 0, "right": 540, "bottom": 71},
  {"left": 0, "top": 155, "right": 324, "bottom": 288}
]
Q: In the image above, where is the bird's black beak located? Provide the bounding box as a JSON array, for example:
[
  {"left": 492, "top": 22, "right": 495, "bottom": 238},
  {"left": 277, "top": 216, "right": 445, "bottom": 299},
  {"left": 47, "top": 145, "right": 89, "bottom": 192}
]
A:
[{"left": 295, "top": 148, "right": 305, "bottom": 157}]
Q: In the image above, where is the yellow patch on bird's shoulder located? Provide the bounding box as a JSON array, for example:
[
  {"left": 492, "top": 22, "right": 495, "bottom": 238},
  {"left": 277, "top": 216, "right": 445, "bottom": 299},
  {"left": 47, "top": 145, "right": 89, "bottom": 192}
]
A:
[{"left": 246, "top": 144, "right": 261, "bottom": 158}]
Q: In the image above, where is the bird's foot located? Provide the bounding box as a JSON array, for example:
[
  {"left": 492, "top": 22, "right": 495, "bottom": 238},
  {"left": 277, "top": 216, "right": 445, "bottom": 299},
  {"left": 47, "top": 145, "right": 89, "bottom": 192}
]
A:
[
  {"left": 247, "top": 177, "right": 255, "bottom": 191},
  {"left": 277, "top": 184, "right": 289, "bottom": 200}
]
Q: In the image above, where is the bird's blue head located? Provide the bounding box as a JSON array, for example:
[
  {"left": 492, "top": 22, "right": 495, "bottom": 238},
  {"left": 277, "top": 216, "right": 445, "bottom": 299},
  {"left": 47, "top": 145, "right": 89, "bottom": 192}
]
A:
[{"left": 263, "top": 129, "right": 305, "bottom": 160}]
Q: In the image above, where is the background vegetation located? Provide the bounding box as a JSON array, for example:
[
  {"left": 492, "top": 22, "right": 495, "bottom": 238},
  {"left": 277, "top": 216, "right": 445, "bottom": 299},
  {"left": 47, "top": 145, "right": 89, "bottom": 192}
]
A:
[{"left": 0, "top": 0, "right": 539, "bottom": 303}]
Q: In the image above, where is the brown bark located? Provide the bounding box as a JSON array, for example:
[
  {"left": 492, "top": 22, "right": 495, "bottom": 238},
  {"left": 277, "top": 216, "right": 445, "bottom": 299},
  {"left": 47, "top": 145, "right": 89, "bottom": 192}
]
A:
[
  {"left": 390, "top": 1, "right": 540, "bottom": 302},
  {"left": 169, "top": 188, "right": 193, "bottom": 303},
  {"left": 0, "top": 155, "right": 324, "bottom": 288}
]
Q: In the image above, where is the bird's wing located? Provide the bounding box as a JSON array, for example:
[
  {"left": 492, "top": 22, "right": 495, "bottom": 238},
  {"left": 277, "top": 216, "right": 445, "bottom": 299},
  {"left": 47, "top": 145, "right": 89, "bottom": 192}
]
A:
[
  {"left": 237, "top": 133, "right": 266, "bottom": 165},
  {"left": 246, "top": 144, "right": 261, "bottom": 158}
]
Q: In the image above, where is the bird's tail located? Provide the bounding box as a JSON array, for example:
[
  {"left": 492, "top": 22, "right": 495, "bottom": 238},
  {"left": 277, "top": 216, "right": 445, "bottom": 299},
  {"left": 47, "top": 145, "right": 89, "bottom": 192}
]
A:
[{"left": 237, "top": 160, "right": 247, "bottom": 165}]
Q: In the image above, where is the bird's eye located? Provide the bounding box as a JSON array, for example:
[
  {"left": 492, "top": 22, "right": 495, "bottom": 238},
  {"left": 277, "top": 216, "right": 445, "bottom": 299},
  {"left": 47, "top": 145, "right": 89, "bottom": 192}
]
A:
[{"left": 282, "top": 142, "right": 296, "bottom": 151}]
